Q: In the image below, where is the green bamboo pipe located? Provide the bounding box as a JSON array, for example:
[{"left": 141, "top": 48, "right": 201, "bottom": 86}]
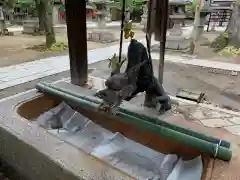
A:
[
  {"left": 37, "top": 82, "right": 231, "bottom": 149},
  {"left": 36, "top": 83, "right": 232, "bottom": 161},
  {"left": 116, "top": 112, "right": 232, "bottom": 161},
  {"left": 119, "top": 109, "right": 232, "bottom": 148},
  {"left": 36, "top": 83, "right": 99, "bottom": 111}
]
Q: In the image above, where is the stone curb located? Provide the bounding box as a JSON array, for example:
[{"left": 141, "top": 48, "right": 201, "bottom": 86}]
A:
[
  {"left": 151, "top": 53, "right": 239, "bottom": 75},
  {"left": 0, "top": 77, "right": 70, "bottom": 103},
  {"left": 187, "top": 64, "right": 238, "bottom": 76},
  {"left": 0, "top": 89, "right": 36, "bottom": 103},
  {"left": 7, "top": 23, "right": 121, "bottom": 33},
  {"left": 88, "top": 75, "right": 240, "bottom": 117}
]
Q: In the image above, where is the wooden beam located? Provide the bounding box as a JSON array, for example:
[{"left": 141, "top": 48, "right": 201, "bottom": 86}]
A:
[{"left": 65, "top": 0, "right": 88, "bottom": 86}]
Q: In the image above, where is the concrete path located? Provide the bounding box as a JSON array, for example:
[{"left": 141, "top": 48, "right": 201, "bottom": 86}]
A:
[
  {"left": 7, "top": 21, "right": 121, "bottom": 32},
  {"left": 8, "top": 22, "right": 225, "bottom": 33},
  {"left": 0, "top": 36, "right": 240, "bottom": 90}
]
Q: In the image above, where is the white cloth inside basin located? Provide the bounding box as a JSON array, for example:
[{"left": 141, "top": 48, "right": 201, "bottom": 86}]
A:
[{"left": 36, "top": 102, "right": 203, "bottom": 180}]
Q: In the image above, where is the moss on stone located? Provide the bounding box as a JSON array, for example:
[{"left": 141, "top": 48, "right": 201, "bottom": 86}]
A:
[
  {"left": 210, "top": 32, "right": 229, "bottom": 52},
  {"left": 218, "top": 45, "right": 240, "bottom": 57},
  {"left": 27, "top": 41, "right": 68, "bottom": 52}
]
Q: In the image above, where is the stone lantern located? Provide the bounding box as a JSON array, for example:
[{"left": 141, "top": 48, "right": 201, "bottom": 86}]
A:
[
  {"left": 140, "top": 5, "right": 148, "bottom": 30},
  {"left": 148, "top": 0, "right": 190, "bottom": 51},
  {"left": 88, "top": 0, "right": 117, "bottom": 43},
  {"left": 164, "top": 0, "right": 189, "bottom": 50},
  {"left": 91, "top": 0, "right": 108, "bottom": 28}
]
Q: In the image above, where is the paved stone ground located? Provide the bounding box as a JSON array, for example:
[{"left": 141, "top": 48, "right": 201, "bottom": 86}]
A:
[
  {"left": 87, "top": 73, "right": 240, "bottom": 137},
  {"left": 90, "top": 59, "right": 240, "bottom": 110}
]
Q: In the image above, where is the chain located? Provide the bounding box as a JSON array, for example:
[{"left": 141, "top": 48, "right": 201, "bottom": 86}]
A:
[{"left": 125, "top": 59, "right": 148, "bottom": 77}]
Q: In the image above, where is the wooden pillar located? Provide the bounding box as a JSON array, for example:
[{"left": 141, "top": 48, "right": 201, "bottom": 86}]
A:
[
  {"left": 157, "top": 0, "right": 168, "bottom": 84},
  {"left": 65, "top": 0, "right": 88, "bottom": 86}
]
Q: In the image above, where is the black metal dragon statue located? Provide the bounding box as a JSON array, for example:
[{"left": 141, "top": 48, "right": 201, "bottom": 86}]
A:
[
  {"left": 94, "top": 38, "right": 171, "bottom": 114},
  {"left": 94, "top": 0, "right": 171, "bottom": 115}
]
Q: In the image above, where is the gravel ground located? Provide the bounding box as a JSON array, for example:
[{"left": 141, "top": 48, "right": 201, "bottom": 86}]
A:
[{"left": 0, "top": 29, "right": 145, "bottom": 67}]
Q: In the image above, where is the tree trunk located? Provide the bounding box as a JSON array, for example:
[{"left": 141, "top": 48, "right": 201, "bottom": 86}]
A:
[
  {"left": 189, "top": 0, "right": 201, "bottom": 54},
  {"left": 35, "top": 0, "right": 45, "bottom": 33},
  {"left": 0, "top": 20, "right": 5, "bottom": 35},
  {"left": 227, "top": 1, "right": 240, "bottom": 47},
  {"left": 44, "top": 0, "right": 56, "bottom": 47},
  {"left": 36, "top": 0, "right": 56, "bottom": 47}
]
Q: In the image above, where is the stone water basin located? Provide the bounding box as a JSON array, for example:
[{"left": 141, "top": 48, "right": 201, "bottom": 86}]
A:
[{"left": 0, "top": 89, "right": 214, "bottom": 180}]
